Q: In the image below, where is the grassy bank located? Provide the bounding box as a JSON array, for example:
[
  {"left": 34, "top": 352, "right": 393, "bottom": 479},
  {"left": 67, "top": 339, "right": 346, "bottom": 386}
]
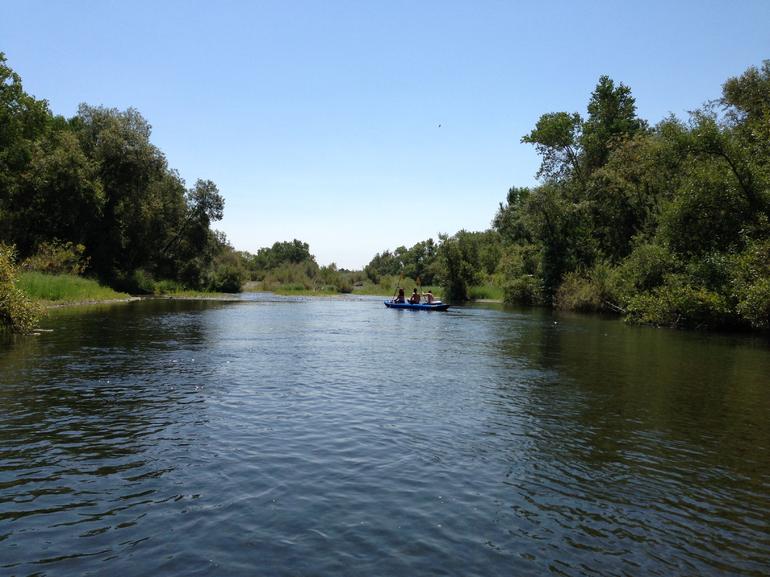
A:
[{"left": 18, "top": 272, "right": 131, "bottom": 304}]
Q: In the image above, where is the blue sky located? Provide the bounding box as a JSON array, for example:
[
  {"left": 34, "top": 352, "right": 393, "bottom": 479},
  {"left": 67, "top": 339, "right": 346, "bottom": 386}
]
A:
[{"left": 2, "top": 1, "right": 769, "bottom": 268}]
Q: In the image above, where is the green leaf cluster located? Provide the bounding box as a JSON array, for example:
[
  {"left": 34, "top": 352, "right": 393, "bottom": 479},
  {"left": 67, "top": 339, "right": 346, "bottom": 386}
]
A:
[{"left": 0, "top": 244, "right": 42, "bottom": 333}]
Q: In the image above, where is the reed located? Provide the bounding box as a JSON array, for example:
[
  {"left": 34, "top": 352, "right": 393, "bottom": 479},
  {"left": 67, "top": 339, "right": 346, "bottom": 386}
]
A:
[{"left": 18, "top": 272, "right": 130, "bottom": 303}]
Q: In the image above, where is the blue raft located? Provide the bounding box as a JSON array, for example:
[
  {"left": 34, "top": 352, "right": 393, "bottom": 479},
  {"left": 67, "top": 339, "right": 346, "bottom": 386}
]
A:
[{"left": 384, "top": 300, "right": 450, "bottom": 311}]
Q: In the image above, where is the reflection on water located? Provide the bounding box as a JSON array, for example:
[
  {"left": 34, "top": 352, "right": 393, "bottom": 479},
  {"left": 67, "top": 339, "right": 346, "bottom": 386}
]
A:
[{"left": 1, "top": 296, "right": 769, "bottom": 576}]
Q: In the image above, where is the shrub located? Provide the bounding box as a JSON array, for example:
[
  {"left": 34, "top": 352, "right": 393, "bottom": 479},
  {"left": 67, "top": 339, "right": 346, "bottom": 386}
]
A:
[
  {"left": 208, "top": 264, "right": 243, "bottom": 293},
  {"left": 554, "top": 261, "right": 621, "bottom": 313},
  {"left": 731, "top": 238, "right": 770, "bottom": 329},
  {"left": 612, "top": 243, "right": 678, "bottom": 302},
  {"left": 503, "top": 275, "right": 543, "bottom": 305},
  {"left": 21, "top": 241, "right": 90, "bottom": 275},
  {"left": 153, "top": 279, "right": 185, "bottom": 294},
  {"left": 735, "top": 278, "right": 770, "bottom": 329},
  {"left": 113, "top": 269, "right": 156, "bottom": 294},
  {"left": 625, "top": 276, "right": 735, "bottom": 329},
  {"left": 1, "top": 244, "right": 43, "bottom": 333},
  {"left": 468, "top": 284, "right": 504, "bottom": 300}
]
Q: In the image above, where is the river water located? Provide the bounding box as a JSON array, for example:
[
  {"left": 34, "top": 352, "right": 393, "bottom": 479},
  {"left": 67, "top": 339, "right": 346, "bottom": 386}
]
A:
[{"left": 1, "top": 294, "right": 769, "bottom": 576}]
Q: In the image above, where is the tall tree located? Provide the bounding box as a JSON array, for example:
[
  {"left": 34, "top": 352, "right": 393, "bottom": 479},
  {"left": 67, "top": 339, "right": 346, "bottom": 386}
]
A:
[
  {"left": 521, "top": 112, "right": 584, "bottom": 184},
  {"left": 73, "top": 105, "right": 168, "bottom": 279},
  {"left": 0, "top": 53, "right": 54, "bottom": 249},
  {"left": 580, "top": 76, "right": 646, "bottom": 174}
]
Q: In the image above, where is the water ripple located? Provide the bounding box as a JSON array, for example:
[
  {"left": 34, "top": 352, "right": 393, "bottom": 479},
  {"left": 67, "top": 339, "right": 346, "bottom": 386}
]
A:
[{"left": 0, "top": 297, "right": 768, "bottom": 576}]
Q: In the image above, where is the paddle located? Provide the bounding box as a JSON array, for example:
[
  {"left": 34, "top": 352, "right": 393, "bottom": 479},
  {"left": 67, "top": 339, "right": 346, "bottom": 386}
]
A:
[{"left": 392, "top": 272, "right": 404, "bottom": 301}]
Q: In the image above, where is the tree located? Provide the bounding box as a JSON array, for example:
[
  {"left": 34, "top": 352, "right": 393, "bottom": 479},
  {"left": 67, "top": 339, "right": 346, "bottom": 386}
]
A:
[
  {"left": 522, "top": 112, "right": 584, "bottom": 184},
  {"left": 0, "top": 53, "right": 55, "bottom": 248},
  {"left": 580, "top": 75, "right": 646, "bottom": 174},
  {"left": 493, "top": 186, "right": 532, "bottom": 244},
  {"left": 73, "top": 105, "right": 168, "bottom": 279}
]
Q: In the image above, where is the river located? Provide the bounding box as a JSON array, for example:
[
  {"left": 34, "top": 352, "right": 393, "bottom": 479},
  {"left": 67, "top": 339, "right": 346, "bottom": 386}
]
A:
[{"left": 1, "top": 294, "right": 769, "bottom": 576}]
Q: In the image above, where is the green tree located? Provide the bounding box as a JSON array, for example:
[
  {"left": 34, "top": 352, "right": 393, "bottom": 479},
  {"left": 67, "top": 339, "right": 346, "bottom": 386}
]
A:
[
  {"left": 581, "top": 75, "right": 647, "bottom": 174},
  {"left": 73, "top": 105, "right": 168, "bottom": 279},
  {"left": 522, "top": 112, "right": 584, "bottom": 184},
  {"left": 0, "top": 53, "right": 57, "bottom": 249},
  {"left": 434, "top": 230, "right": 497, "bottom": 301},
  {"left": 493, "top": 186, "right": 532, "bottom": 244}
]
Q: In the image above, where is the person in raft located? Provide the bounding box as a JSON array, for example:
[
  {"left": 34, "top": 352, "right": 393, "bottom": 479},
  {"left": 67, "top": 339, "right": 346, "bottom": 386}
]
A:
[
  {"left": 423, "top": 290, "right": 435, "bottom": 304},
  {"left": 408, "top": 288, "right": 421, "bottom": 304},
  {"left": 394, "top": 287, "right": 406, "bottom": 303}
]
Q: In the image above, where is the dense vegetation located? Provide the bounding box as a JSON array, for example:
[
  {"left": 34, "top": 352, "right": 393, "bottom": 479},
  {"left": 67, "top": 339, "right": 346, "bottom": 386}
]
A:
[
  {"left": 0, "top": 244, "right": 42, "bottom": 332},
  {"left": 239, "top": 239, "right": 365, "bottom": 293},
  {"left": 0, "top": 53, "right": 241, "bottom": 297},
  {"left": 2, "top": 49, "right": 767, "bottom": 333},
  {"left": 366, "top": 63, "right": 770, "bottom": 330},
  {"left": 0, "top": 53, "right": 249, "bottom": 330}
]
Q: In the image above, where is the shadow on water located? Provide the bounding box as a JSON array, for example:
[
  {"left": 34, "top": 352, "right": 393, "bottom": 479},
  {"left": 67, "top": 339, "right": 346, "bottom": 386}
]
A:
[{"left": 475, "top": 304, "right": 770, "bottom": 575}]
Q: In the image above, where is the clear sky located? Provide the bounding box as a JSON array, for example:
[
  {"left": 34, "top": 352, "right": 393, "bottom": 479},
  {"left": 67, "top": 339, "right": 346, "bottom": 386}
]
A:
[{"left": 2, "top": 1, "right": 768, "bottom": 269}]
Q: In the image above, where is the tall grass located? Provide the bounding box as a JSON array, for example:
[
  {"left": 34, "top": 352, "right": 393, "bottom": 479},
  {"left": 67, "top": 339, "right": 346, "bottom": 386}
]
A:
[
  {"left": 467, "top": 284, "right": 505, "bottom": 301},
  {"left": 18, "top": 272, "right": 130, "bottom": 303}
]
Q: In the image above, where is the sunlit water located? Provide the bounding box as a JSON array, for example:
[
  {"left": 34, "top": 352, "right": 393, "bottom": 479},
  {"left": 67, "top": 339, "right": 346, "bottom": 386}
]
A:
[{"left": 1, "top": 294, "right": 769, "bottom": 576}]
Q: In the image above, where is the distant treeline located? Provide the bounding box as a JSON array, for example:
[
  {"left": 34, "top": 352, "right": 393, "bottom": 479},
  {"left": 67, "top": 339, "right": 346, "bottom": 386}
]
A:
[
  {"left": 365, "top": 62, "right": 770, "bottom": 330},
  {"left": 238, "top": 239, "right": 363, "bottom": 293}
]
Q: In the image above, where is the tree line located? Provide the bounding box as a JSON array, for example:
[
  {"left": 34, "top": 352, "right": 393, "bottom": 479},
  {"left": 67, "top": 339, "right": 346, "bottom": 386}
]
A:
[
  {"left": 2, "top": 50, "right": 768, "bottom": 332},
  {"left": 366, "top": 62, "right": 770, "bottom": 330},
  {"left": 0, "top": 53, "right": 240, "bottom": 295}
]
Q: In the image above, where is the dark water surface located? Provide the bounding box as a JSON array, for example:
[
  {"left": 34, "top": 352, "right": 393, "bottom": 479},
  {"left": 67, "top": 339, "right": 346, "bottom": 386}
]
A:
[{"left": 1, "top": 295, "right": 769, "bottom": 576}]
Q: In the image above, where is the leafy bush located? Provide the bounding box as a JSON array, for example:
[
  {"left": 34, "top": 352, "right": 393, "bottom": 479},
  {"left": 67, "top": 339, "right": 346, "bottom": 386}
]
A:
[
  {"left": 555, "top": 262, "right": 620, "bottom": 313},
  {"left": 625, "top": 276, "right": 735, "bottom": 329},
  {"left": 153, "top": 279, "right": 185, "bottom": 294},
  {"left": 113, "top": 269, "right": 156, "bottom": 294},
  {"left": 1, "top": 244, "right": 43, "bottom": 333},
  {"left": 611, "top": 243, "right": 678, "bottom": 302},
  {"left": 735, "top": 278, "right": 770, "bottom": 329},
  {"left": 208, "top": 264, "right": 243, "bottom": 293},
  {"left": 21, "top": 241, "right": 90, "bottom": 275},
  {"left": 556, "top": 272, "right": 604, "bottom": 312},
  {"left": 731, "top": 237, "right": 770, "bottom": 329},
  {"left": 503, "top": 275, "right": 543, "bottom": 305}
]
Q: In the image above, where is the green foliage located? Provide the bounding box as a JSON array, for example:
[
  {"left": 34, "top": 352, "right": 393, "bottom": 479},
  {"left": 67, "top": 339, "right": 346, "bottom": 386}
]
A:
[
  {"left": 17, "top": 272, "right": 130, "bottom": 303},
  {"left": 364, "top": 239, "right": 439, "bottom": 285},
  {"left": 243, "top": 239, "right": 316, "bottom": 278},
  {"left": 580, "top": 75, "right": 647, "bottom": 173},
  {"left": 0, "top": 54, "right": 231, "bottom": 296},
  {"left": 208, "top": 264, "right": 244, "bottom": 293},
  {"left": 522, "top": 112, "right": 584, "bottom": 182},
  {"left": 503, "top": 275, "right": 543, "bottom": 306},
  {"left": 467, "top": 284, "right": 505, "bottom": 301},
  {"left": 555, "top": 262, "right": 617, "bottom": 313},
  {"left": 625, "top": 278, "right": 734, "bottom": 329},
  {"left": 493, "top": 187, "right": 532, "bottom": 244},
  {"left": 113, "top": 269, "right": 157, "bottom": 294},
  {"left": 0, "top": 244, "right": 43, "bottom": 333},
  {"left": 731, "top": 235, "right": 770, "bottom": 329},
  {"left": 21, "top": 241, "right": 89, "bottom": 275},
  {"left": 434, "top": 230, "right": 498, "bottom": 302},
  {"left": 610, "top": 243, "right": 679, "bottom": 304}
]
